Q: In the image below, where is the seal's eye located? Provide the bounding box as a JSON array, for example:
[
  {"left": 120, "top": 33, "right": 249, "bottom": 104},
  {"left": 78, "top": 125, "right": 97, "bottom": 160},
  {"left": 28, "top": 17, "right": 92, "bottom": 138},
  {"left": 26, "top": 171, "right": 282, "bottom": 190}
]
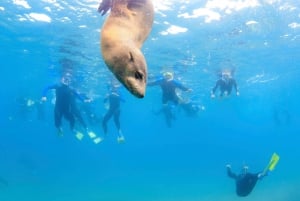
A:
[{"left": 135, "top": 71, "right": 143, "bottom": 80}]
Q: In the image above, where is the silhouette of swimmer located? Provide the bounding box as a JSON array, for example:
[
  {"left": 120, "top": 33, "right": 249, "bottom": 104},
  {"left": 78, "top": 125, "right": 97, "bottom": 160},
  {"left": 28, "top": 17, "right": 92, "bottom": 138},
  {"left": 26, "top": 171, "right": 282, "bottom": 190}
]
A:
[
  {"left": 227, "top": 165, "right": 266, "bottom": 197},
  {"left": 153, "top": 102, "right": 176, "bottom": 128},
  {"left": 211, "top": 69, "right": 239, "bottom": 98}
]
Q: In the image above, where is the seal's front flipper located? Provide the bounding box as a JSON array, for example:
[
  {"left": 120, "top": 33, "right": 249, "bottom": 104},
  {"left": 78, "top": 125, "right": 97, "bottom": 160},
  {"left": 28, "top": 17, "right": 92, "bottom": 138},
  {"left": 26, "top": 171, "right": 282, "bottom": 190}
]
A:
[{"left": 98, "top": 0, "right": 112, "bottom": 16}]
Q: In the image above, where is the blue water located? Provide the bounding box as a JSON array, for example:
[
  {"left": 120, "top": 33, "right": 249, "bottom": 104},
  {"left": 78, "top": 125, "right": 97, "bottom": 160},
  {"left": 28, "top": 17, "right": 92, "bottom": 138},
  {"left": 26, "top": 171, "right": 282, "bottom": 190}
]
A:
[{"left": 1, "top": 0, "right": 300, "bottom": 200}]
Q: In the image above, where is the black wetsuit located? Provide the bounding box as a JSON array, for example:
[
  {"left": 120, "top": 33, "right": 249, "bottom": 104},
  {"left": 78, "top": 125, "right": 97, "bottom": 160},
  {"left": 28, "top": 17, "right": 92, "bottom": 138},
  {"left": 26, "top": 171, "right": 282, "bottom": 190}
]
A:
[
  {"left": 148, "top": 77, "right": 190, "bottom": 127},
  {"left": 42, "top": 84, "right": 87, "bottom": 131},
  {"left": 102, "top": 91, "right": 124, "bottom": 134},
  {"left": 148, "top": 78, "right": 189, "bottom": 105},
  {"left": 227, "top": 168, "right": 260, "bottom": 197},
  {"left": 212, "top": 78, "right": 238, "bottom": 97},
  {"left": 154, "top": 103, "right": 176, "bottom": 128},
  {"left": 180, "top": 102, "right": 201, "bottom": 117}
]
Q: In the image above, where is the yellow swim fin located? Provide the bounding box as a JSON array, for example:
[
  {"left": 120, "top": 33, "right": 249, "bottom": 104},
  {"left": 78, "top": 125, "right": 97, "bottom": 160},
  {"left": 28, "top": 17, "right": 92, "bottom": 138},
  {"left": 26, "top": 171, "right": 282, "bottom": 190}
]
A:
[
  {"left": 264, "top": 152, "right": 280, "bottom": 174},
  {"left": 93, "top": 137, "right": 103, "bottom": 144},
  {"left": 268, "top": 152, "right": 280, "bottom": 171},
  {"left": 88, "top": 131, "right": 97, "bottom": 139},
  {"left": 75, "top": 132, "right": 84, "bottom": 141}
]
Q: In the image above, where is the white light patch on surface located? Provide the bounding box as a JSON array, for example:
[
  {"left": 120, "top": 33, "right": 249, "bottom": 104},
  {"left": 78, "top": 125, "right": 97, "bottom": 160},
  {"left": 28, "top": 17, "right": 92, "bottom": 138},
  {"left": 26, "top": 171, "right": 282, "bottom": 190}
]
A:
[
  {"left": 246, "top": 20, "right": 258, "bottom": 25},
  {"left": 288, "top": 22, "right": 300, "bottom": 29},
  {"left": 28, "top": 13, "right": 52, "bottom": 23},
  {"left": 13, "top": 0, "right": 31, "bottom": 9},
  {"left": 179, "top": 8, "right": 221, "bottom": 23},
  {"left": 160, "top": 25, "right": 188, "bottom": 35}
]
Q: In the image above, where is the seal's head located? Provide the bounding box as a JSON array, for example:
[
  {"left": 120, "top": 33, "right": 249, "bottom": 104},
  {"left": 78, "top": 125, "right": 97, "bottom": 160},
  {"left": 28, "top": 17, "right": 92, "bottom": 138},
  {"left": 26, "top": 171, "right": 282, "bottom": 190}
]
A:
[{"left": 108, "top": 49, "right": 147, "bottom": 98}]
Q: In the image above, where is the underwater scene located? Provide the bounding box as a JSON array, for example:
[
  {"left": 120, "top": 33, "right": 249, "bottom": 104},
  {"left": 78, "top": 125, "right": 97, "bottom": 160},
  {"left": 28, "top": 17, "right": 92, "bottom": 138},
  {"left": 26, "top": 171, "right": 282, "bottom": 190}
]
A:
[{"left": 1, "top": 0, "right": 300, "bottom": 200}]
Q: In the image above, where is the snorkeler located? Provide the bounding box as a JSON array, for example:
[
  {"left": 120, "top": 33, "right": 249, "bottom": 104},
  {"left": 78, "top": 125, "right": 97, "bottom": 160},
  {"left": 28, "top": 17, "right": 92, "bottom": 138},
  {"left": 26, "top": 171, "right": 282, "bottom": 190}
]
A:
[
  {"left": 211, "top": 69, "right": 239, "bottom": 98},
  {"left": 41, "top": 76, "right": 91, "bottom": 136},
  {"left": 226, "top": 164, "right": 265, "bottom": 197},
  {"left": 148, "top": 71, "right": 192, "bottom": 127},
  {"left": 148, "top": 71, "right": 192, "bottom": 105},
  {"left": 102, "top": 81, "right": 126, "bottom": 143},
  {"left": 227, "top": 153, "right": 280, "bottom": 197}
]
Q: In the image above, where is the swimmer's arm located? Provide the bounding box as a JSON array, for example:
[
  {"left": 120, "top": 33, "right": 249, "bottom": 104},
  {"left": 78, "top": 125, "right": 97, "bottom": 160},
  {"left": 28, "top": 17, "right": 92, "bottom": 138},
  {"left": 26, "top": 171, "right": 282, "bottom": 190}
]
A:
[
  {"left": 227, "top": 165, "right": 238, "bottom": 179},
  {"left": 147, "top": 78, "right": 163, "bottom": 86},
  {"left": 211, "top": 80, "right": 221, "bottom": 94},
  {"left": 73, "top": 91, "right": 91, "bottom": 102},
  {"left": 232, "top": 79, "right": 239, "bottom": 95},
  {"left": 174, "top": 80, "right": 190, "bottom": 91},
  {"left": 41, "top": 84, "right": 58, "bottom": 100}
]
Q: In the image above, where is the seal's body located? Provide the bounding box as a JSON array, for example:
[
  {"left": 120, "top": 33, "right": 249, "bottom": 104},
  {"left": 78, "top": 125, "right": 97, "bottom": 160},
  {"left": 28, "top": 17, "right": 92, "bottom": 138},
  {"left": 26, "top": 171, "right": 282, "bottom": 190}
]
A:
[{"left": 99, "top": 0, "right": 154, "bottom": 98}]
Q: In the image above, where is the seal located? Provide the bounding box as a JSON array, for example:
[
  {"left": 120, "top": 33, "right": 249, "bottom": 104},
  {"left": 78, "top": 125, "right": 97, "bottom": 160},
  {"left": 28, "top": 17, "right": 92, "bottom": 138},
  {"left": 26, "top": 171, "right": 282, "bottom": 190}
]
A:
[{"left": 98, "top": 0, "right": 154, "bottom": 98}]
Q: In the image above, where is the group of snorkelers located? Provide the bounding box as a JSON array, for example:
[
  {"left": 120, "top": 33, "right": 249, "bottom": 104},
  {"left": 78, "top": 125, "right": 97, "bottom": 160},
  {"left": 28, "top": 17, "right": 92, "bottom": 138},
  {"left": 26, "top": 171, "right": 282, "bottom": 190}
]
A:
[
  {"left": 14, "top": 62, "right": 280, "bottom": 199},
  {"left": 34, "top": 66, "right": 280, "bottom": 197},
  {"left": 41, "top": 75, "right": 126, "bottom": 144},
  {"left": 38, "top": 67, "right": 238, "bottom": 142},
  {"left": 12, "top": 67, "right": 240, "bottom": 144},
  {"left": 147, "top": 68, "right": 238, "bottom": 128}
]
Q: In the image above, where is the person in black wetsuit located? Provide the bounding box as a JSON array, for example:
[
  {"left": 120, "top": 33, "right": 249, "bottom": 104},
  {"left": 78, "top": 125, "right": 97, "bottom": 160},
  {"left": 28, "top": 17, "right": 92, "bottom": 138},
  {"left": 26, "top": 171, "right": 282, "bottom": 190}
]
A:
[
  {"left": 153, "top": 102, "right": 176, "bottom": 128},
  {"left": 41, "top": 77, "right": 90, "bottom": 136},
  {"left": 226, "top": 164, "right": 266, "bottom": 197},
  {"left": 148, "top": 72, "right": 192, "bottom": 128},
  {"left": 211, "top": 70, "right": 239, "bottom": 98},
  {"left": 148, "top": 72, "right": 192, "bottom": 105},
  {"left": 102, "top": 83, "right": 125, "bottom": 143}
]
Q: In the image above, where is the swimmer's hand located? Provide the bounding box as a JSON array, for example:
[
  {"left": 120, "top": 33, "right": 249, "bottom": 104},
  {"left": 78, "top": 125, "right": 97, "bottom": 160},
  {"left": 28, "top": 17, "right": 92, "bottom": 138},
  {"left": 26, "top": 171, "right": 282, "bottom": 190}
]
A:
[
  {"left": 84, "top": 98, "right": 92, "bottom": 103},
  {"left": 41, "top": 96, "right": 47, "bottom": 102}
]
